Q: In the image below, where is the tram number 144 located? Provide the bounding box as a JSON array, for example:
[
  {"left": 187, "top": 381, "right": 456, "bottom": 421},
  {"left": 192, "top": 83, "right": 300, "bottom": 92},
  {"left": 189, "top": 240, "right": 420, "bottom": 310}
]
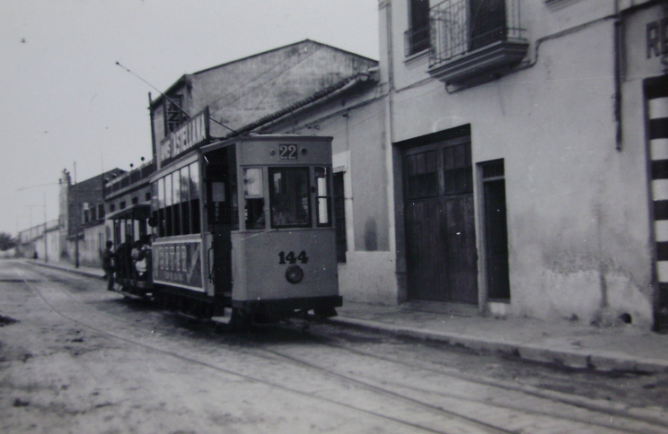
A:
[{"left": 278, "top": 251, "right": 309, "bottom": 265}]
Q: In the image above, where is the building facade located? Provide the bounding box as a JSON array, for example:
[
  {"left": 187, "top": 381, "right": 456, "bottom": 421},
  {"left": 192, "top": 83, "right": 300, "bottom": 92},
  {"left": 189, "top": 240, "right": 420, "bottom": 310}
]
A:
[
  {"left": 149, "top": 39, "right": 378, "bottom": 168},
  {"left": 374, "top": 0, "right": 668, "bottom": 329},
  {"left": 59, "top": 167, "right": 124, "bottom": 268}
]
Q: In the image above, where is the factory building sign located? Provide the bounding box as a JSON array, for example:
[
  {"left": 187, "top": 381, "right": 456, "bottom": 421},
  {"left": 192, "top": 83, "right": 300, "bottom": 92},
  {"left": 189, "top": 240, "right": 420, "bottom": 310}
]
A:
[{"left": 158, "top": 107, "right": 209, "bottom": 168}]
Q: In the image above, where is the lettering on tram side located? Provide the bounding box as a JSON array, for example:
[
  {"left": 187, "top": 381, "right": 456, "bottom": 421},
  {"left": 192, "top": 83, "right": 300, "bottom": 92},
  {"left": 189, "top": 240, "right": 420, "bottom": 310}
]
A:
[
  {"left": 153, "top": 241, "right": 203, "bottom": 288},
  {"left": 278, "top": 251, "right": 309, "bottom": 264},
  {"left": 158, "top": 108, "right": 210, "bottom": 167}
]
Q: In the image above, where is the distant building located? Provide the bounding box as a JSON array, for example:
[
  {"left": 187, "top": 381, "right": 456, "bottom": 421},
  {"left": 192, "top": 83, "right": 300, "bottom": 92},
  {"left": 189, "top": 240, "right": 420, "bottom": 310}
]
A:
[
  {"left": 17, "top": 219, "right": 59, "bottom": 262},
  {"left": 149, "top": 39, "right": 377, "bottom": 169},
  {"left": 59, "top": 167, "right": 124, "bottom": 268}
]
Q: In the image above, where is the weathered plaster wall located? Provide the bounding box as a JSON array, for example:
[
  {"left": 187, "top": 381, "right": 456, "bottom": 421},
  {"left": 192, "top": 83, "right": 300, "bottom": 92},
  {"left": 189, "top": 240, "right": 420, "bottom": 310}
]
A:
[
  {"left": 192, "top": 41, "right": 377, "bottom": 137},
  {"left": 62, "top": 224, "right": 106, "bottom": 269},
  {"left": 34, "top": 229, "right": 61, "bottom": 264},
  {"left": 384, "top": 0, "right": 656, "bottom": 326}
]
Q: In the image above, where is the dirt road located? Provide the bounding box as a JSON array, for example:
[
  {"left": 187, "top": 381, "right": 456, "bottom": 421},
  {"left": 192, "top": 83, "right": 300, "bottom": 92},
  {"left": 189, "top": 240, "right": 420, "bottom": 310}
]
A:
[{"left": 2, "top": 260, "right": 668, "bottom": 433}]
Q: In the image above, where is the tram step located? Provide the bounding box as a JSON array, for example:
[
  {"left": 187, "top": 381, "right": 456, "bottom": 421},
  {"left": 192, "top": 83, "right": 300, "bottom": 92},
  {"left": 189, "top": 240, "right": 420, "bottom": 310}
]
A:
[{"left": 211, "top": 310, "right": 233, "bottom": 325}]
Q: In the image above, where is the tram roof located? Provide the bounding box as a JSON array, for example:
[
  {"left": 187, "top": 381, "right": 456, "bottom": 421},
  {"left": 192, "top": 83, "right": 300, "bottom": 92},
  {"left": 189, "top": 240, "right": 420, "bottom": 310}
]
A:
[
  {"left": 200, "top": 134, "right": 333, "bottom": 154},
  {"left": 106, "top": 203, "right": 151, "bottom": 221}
]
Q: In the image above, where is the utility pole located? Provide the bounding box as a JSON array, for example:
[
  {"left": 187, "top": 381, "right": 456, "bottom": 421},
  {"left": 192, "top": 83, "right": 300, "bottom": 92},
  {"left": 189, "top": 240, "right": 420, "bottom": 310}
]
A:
[{"left": 74, "top": 162, "right": 79, "bottom": 268}]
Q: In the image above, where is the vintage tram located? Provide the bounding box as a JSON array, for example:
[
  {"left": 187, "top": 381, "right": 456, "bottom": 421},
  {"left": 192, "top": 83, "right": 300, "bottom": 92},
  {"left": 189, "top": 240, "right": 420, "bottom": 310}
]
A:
[{"left": 109, "top": 134, "right": 342, "bottom": 324}]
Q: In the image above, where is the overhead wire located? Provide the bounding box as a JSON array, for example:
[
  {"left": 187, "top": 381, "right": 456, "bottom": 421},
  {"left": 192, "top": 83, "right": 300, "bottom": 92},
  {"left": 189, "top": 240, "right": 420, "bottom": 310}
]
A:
[{"left": 115, "top": 61, "right": 235, "bottom": 133}]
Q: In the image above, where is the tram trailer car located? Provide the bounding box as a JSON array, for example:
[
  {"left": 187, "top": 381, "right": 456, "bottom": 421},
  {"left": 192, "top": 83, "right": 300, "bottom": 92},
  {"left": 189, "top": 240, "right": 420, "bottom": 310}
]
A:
[{"left": 139, "top": 135, "right": 342, "bottom": 324}]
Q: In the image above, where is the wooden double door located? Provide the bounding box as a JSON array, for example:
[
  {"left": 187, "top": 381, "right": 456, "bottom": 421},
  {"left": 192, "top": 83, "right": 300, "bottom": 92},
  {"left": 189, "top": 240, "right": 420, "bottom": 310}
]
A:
[{"left": 404, "top": 137, "right": 478, "bottom": 304}]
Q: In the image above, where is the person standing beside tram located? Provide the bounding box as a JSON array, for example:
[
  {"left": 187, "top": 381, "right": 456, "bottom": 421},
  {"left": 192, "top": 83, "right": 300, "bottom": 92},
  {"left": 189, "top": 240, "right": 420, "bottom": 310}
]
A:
[{"left": 102, "top": 240, "right": 115, "bottom": 291}]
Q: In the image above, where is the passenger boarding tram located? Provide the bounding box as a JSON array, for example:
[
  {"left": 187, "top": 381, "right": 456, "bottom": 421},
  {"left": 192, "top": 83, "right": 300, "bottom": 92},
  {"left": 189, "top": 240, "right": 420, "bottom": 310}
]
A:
[{"left": 113, "top": 135, "right": 342, "bottom": 324}]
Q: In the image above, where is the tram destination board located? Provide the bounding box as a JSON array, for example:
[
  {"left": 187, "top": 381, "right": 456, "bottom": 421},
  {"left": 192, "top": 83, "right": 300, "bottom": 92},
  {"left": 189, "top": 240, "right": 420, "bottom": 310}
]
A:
[{"left": 153, "top": 240, "right": 204, "bottom": 290}]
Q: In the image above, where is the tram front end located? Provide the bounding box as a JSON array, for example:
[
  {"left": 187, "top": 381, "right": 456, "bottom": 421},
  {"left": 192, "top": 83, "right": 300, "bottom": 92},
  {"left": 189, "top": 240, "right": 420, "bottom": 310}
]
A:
[{"left": 202, "top": 135, "right": 342, "bottom": 322}]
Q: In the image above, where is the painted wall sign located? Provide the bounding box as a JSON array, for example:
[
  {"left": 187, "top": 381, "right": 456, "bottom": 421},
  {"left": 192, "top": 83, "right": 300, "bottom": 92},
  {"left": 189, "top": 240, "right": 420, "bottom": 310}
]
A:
[
  {"left": 159, "top": 107, "right": 210, "bottom": 167},
  {"left": 647, "top": 17, "right": 668, "bottom": 64},
  {"left": 153, "top": 240, "right": 203, "bottom": 289}
]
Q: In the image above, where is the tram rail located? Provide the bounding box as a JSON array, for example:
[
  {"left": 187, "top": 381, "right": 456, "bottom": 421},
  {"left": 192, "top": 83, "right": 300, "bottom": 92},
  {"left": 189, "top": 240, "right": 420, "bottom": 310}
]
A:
[{"left": 13, "top": 263, "right": 668, "bottom": 434}]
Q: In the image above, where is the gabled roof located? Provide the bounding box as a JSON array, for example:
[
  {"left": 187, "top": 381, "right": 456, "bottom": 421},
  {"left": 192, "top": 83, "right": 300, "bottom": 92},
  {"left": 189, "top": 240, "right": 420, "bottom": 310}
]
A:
[
  {"left": 195, "top": 39, "right": 376, "bottom": 76},
  {"left": 227, "top": 70, "right": 379, "bottom": 138},
  {"left": 150, "top": 39, "right": 377, "bottom": 108}
]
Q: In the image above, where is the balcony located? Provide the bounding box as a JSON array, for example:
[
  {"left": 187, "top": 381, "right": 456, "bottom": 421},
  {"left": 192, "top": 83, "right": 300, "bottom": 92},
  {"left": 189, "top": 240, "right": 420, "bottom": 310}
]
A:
[{"left": 427, "top": 0, "right": 528, "bottom": 85}]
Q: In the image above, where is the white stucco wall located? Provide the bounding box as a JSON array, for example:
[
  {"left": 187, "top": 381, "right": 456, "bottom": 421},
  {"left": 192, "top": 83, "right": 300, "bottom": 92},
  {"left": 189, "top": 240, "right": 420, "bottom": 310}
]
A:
[{"left": 381, "top": 0, "right": 660, "bottom": 327}]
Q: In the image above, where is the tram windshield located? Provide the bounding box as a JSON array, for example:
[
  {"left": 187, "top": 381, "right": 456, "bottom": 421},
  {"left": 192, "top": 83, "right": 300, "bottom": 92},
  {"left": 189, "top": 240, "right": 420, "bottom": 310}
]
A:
[
  {"left": 270, "top": 167, "right": 310, "bottom": 228},
  {"left": 244, "top": 168, "right": 265, "bottom": 230}
]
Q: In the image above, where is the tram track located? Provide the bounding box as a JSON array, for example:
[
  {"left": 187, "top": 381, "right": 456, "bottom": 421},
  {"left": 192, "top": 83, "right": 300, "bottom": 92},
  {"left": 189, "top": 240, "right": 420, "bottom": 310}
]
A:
[
  {"left": 243, "top": 337, "right": 668, "bottom": 434},
  {"left": 285, "top": 336, "right": 668, "bottom": 430},
  {"left": 16, "top": 263, "right": 668, "bottom": 433},
  {"left": 14, "top": 265, "right": 511, "bottom": 434}
]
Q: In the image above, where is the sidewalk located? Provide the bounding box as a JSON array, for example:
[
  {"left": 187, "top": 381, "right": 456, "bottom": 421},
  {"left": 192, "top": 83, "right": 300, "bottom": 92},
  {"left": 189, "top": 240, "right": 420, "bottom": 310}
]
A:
[
  {"left": 30, "top": 260, "right": 668, "bottom": 373},
  {"left": 332, "top": 302, "right": 668, "bottom": 373}
]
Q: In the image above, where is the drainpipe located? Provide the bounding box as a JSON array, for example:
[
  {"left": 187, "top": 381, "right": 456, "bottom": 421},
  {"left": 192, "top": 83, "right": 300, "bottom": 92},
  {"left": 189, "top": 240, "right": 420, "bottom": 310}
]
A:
[
  {"left": 614, "top": 0, "right": 623, "bottom": 151},
  {"left": 382, "top": 0, "right": 403, "bottom": 303},
  {"left": 74, "top": 161, "right": 79, "bottom": 268}
]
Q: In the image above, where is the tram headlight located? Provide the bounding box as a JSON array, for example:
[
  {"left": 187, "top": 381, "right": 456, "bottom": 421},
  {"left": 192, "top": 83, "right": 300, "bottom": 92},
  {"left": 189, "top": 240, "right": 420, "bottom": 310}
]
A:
[{"left": 285, "top": 265, "right": 304, "bottom": 284}]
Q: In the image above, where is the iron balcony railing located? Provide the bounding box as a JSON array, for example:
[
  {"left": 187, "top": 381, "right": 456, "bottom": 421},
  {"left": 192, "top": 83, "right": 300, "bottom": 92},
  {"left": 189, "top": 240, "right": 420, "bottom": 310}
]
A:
[{"left": 428, "top": 0, "right": 526, "bottom": 68}]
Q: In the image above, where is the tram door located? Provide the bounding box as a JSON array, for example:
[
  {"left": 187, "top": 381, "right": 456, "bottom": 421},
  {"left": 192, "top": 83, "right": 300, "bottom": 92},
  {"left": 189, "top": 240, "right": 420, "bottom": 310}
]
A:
[{"left": 205, "top": 147, "right": 238, "bottom": 297}]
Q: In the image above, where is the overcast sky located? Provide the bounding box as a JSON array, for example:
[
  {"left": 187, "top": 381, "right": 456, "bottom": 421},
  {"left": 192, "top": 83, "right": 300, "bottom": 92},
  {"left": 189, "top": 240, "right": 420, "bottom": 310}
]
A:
[{"left": 0, "top": 0, "right": 379, "bottom": 235}]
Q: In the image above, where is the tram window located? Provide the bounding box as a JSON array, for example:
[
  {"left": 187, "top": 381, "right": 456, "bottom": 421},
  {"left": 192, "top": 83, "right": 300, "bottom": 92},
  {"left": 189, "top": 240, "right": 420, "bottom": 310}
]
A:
[
  {"left": 165, "top": 173, "right": 173, "bottom": 236},
  {"left": 180, "top": 166, "right": 191, "bottom": 235},
  {"left": 228, "top": 149, "right": 239, "bottom": 231},
  {"left": 151, "top": 181, "right": 159, "bottom": 237},
  {"left": 157, "top": 178, "right": 165, "bottom": 237},
  {"left": 190, "top": 163, "right": 201, "bottom": 234},
  {"left": 210, "top": 181, "right": 227, "bottom": 225},
  {"left": 173, "top": 170, "right": 182, "bottom": 236},
  {"left": 315, "top": 167, "right": 332, "bottom": 227},
  {"left": 126, "top": 220, "right": 133, "bottom": 240},
  {"left": 269, "top": 167, "right": 310, "bottom": 228},
  {"left": 243, "top": 168, "right": 265, "bottom": 230}
]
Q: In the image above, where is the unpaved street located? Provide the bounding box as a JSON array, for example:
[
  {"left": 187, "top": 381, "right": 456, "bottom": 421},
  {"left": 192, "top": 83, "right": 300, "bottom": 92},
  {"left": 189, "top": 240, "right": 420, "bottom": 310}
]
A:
[{"left": 1, "top": 260, "right": 668, "bottom": 434}]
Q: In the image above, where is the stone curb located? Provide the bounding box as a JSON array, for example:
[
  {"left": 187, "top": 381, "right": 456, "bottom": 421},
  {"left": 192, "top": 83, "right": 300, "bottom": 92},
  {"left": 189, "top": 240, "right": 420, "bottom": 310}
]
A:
[{"left": 330, "top": 316, "right": 668, "bottom": 374}]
